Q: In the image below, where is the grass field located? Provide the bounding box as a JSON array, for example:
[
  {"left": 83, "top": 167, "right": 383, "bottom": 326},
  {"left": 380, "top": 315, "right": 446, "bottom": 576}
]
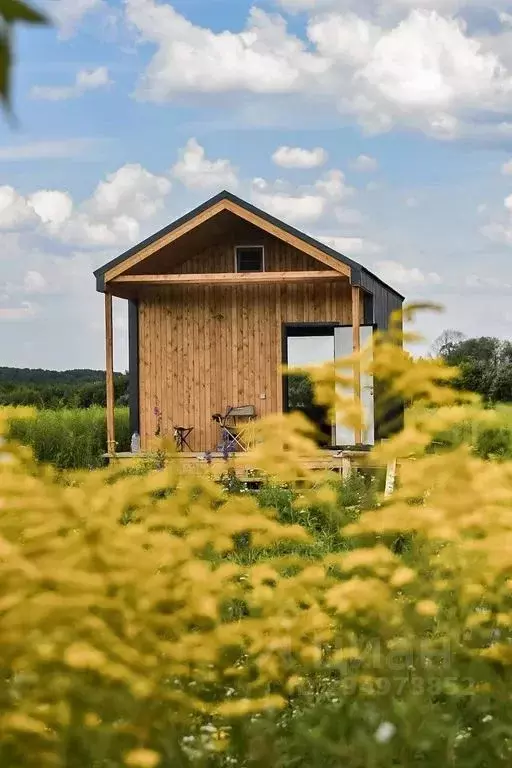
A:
[{"left": 7, "top": 406, "right": 131, "bottom": 469}]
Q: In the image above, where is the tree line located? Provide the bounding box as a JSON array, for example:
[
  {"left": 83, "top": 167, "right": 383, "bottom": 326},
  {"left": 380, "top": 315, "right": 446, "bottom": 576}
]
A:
[
  {"left": 0, "top": 368, "right": 129, "bottom": 409},
  {"left": 2, "top": 332, "right": 511, "bottom": 411}
]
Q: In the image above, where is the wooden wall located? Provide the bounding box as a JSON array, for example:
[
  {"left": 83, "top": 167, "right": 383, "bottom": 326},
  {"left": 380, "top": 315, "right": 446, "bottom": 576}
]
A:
[
  {"left": 137, "top": 238, "right": 357, "bottom": 451},
  {"left": 169, "top": 236, "right": 326, "bottom": 274}
]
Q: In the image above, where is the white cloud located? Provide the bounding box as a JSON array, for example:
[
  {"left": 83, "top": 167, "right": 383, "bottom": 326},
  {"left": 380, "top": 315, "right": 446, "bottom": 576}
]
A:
[
  {"left": 0, "top": 163, "right": 172, "bottom": 249},
  {"left": 481, "top": 190, "right": 512, "bottom": 247},
  {"left": 0, "top": 187, "right": 37, "bottom": 230},
  {"left": 123, "top": 1, "right": 512, "bottom": 140},
  {"left": 31, "top": 67, "right": 112, "bottom": 101},
  {"left": 126, "top": 0, "right": 327, "bottom": 101},
  {"left": 23, "top": 271, "right": 47, "bottom": 295},
  {"left": 502, "top": 159, "right": 512, "bottom": 175},
  {"left": 315, "top": 169, "right": 353, "bottom": 200},
  {"left": 481, "top": 221, "right": 512, "bottom": 245},
  {"left": 405, "top": 196, "right": 419, "bottom": 208},
  {"left": 172, "top": 138, "right": 238, "bottom": 189},
  {"left": 311, "top": 10, "right": 512, "bottom": 135},
  {"left": 252, "top": 179, "right": 326, "bottom": 223},
  {"left": 89, "top": 164, "right": 171, "bottom": 220},
  {"left": 0, "top": 138, "right": 103, "bottom": 162},
  {"left": 251, "top": 169, "right": 353, "bottom": 224},
  {"left": 316, "top": 234, "right": 382, "bottom": 257},
  {"left": 272, "top": 145, "right": 328, "bottom": 168},
  {"left": 57, "top": 214, "right": 141, "bottom": 247},
  {"left": 49, "top": 0, "right": 103, "bottom": 38},
  {"left": 280, "top": 0, "right": 512, "bottom": 16},
  {"left": 351, "top": 154, "right": 378, "bottom": 172},
  {"left": 375, "top": 260, "right": 442, "bottom": 285},
  {"left": 28, "top": 191, "right": 74, "bottom": 232}
]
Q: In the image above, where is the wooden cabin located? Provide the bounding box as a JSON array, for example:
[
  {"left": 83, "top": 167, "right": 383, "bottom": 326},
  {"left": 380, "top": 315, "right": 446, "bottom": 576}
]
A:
[{"left": 94, "top": 191, "right": 404, "bottom": 456}]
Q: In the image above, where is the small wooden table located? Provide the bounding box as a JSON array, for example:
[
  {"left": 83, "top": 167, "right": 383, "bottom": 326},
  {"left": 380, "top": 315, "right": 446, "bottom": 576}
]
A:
[{"left": 174, "top": 427, "right": 194, "bottom": 452}]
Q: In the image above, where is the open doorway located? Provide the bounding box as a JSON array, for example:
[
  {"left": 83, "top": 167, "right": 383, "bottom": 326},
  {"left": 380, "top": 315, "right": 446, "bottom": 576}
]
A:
[
  {"left": 284, "top": 326, "right": 334, "bottom": 446},
  {"left": 283, "top": 323, "right": 375, "bottom": 448}
]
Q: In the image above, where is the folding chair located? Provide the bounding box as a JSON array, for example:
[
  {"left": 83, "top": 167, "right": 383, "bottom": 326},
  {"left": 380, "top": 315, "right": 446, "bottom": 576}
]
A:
[{"left": 212, "top": 405, "right": 256, "bottom": 453}]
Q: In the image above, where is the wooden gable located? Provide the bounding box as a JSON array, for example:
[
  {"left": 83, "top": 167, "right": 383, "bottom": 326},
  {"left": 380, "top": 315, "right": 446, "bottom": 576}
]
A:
[{"left": 104, "top": 204, "right": 351, "bottom": 285}]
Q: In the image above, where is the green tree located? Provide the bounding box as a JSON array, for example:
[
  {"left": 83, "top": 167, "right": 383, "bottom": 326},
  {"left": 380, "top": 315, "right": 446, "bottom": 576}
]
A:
[{"left": 434, "top": 332, "right": 512, "bottom": 403}]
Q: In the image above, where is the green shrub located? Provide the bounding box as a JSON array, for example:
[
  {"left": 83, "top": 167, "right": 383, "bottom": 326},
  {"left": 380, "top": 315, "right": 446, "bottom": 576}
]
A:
[
  {"left": 474, "top": 425, "right": 512, "bottom": 459},
  {"left": 7, "top": 406, "right": 130, "bottom": 469}
]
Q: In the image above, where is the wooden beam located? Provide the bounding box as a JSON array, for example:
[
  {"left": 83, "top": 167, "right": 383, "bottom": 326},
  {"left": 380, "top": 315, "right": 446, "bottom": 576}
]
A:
[
  {"left": 112, "top": 270, "right": 346, "bottom": 287},
  {"left": 223, "top": 200, "right": 351, "bottom": 278},
  {"left": 352, "top": 285, "right": 362, "bottom": 445},
  {"left": 105, "top": 292, "right": 116, "bottom": 456},
  {"left": 105, "top": 201, "right": 226, "bottom": 282}
]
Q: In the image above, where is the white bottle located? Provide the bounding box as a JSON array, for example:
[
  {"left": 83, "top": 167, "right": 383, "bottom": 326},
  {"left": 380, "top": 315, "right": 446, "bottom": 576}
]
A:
[{"left": 131, "top": 432, "right": 141, "bottom": 454}]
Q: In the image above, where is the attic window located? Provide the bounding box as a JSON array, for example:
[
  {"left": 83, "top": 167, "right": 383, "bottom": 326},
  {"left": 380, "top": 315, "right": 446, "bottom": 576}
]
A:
[{"left": 235, "top": 246, "right": 264, "bottom": 273}]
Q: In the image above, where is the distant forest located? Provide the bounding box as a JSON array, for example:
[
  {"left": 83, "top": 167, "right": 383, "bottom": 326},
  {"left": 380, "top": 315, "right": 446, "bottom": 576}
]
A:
[{"left": 0, "top": 368, "right": 129, "bottom": 409}]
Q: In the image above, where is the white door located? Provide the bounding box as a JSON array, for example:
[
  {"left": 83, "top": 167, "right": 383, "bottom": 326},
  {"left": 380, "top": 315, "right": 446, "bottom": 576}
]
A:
[{"left": 334, "top": 326, "right": 374, "bottom": 446}]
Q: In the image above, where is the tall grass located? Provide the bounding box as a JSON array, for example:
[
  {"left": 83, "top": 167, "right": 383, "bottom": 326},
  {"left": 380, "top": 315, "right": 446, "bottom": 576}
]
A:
[{"left": 8, "top": 406, "right": 130, "bottom": 469}]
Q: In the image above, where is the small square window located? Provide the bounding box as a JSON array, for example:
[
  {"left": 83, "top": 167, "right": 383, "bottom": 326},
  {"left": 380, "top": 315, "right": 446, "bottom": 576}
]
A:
[{"left": 236, "top": 246, "right": 264, "bottom": 273}]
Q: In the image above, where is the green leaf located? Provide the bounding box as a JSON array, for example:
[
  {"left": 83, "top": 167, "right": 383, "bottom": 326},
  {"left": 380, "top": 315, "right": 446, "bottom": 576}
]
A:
[
  {"left": 0, "top": 31, "right": 12, "bottom": 107},
  {"left": 0, "top": 0, "right": 47, "bottom": 25},
  {"left": 0, "top": 0, "right": 48, "bottom": 110}
]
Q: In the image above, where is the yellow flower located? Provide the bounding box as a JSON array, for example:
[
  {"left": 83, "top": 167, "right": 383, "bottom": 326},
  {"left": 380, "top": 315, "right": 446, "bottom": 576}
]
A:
[
  {"left": 84, "top": 713, "right": 101, "bottom": 728},
  {"left": 64, "top": 643, "right": 107, "bottom": 670},
  {"left": 124, "top": 749, "right": 161, "bottom": 768},
  {"left": 416, "top": 600, "right": 438, "bottom": 617},
  {"left": 286, "top": 675, "right": 304, "bottom": 693},
  {"left": 0, "top": 713, "right": 46, "bottom": 734},
  {"left": 390, "top": 567, "right": 416, "bottom": 588},
  {"left": 215, "top": 695, "right": 286, "bottom": 717}
]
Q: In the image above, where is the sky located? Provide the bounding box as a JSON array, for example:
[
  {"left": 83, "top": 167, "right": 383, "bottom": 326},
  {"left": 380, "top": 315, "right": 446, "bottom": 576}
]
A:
[{"left": 3, "top": 0, "right": 512, "bottom": 370}]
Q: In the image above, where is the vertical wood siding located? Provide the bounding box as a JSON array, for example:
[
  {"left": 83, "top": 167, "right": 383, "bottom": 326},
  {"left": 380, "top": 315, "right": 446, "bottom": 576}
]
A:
[
  {"left": 170, "top": 237, "right": 326, "bottom": 274},
  {"left": 137, "top": 237, "right": 357, "bottom": 450}
]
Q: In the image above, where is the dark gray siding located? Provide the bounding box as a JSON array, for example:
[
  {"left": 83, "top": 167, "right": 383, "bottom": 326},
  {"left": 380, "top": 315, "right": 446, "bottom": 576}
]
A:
[
  {"left": 358, "top": 271, "right": 404, "bottom": 440},
  {"left": 359, "top": 270, "right": 403, "bottom": 330}
]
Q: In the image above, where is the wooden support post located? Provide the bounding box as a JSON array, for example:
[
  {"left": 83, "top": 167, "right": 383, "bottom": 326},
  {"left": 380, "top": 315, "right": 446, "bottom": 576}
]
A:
[
  {"left": 341, "top": 454, "right": 352, "bottom": 483},
  {"left": 352, "top": 285, "right": 362, "bottom": 444},
  {"left": 105, "top": 292, "right": 116, "bottom": 456},
  {"left": 385, "top": 459, "right": 398, "bottom": 498}
]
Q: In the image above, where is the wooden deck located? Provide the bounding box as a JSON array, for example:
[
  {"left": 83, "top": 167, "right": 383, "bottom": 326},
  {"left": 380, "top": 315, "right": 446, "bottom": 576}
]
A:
[
  {"left": 105, "top": 449, "right": 374, "bottom": 480},
  {"left": 105, "top": 448, "right": 400, "bottom": 494}
]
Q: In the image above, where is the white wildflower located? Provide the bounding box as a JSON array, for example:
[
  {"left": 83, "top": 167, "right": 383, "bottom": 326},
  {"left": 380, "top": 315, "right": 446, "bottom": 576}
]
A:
[{"left": 374, "top": 722, "right": 396, "bottom": 744}]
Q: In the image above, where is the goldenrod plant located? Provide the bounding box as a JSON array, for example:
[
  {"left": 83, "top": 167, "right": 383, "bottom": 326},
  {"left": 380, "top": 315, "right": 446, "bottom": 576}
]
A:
[{"left": 1, "top": 308, "right": 512, "bottom": 767}]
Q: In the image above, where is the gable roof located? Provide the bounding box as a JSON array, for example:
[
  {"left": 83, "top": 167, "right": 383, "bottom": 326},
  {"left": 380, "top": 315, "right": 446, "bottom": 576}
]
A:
[{"left": 94, "top": 190, "right": 404, "bottom": 300}]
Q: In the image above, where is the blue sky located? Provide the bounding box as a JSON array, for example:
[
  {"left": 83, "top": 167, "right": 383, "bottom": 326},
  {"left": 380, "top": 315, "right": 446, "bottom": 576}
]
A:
[{"left": 2, "top": 0, "right": 512, "bottom": 369}]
